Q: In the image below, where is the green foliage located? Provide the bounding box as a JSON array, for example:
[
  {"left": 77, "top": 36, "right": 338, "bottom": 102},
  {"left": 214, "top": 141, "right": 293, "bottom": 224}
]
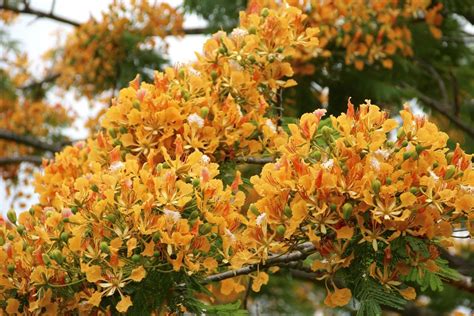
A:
[
  {"left": 354, "top": 278, "right": 407, "bottom": 314},
  {"left": 183, "top": 0, "right": 246, "bottom": 31},
  {"left": 196, "top": 301, "right": 248, "bottom": 315},
  {"left": 356, "top": 299, "right": 382, "bottom": 316}
]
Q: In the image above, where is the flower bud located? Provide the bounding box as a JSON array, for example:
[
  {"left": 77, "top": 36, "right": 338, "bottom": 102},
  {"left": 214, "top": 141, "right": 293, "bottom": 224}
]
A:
[
  {"left": 284, "top": 205, "right": 292, "bottom": 217},
  {"left": 446, "top": 152, "right": 454, "bottom": 164},
  {"left": 50, "top": 249, "right": 64, "bottom": 264},
  {"left": 100, "top": 241, "right": 110, "bottom": 254},
  {"left": 200, "top": 106, "right": 209, "bottom": 118},
  {"left": 16, "top": 225, "right": 25, "bottom": 235},
  {"left": 189, "top": 210, "right": 199, "bottom": 220},
  {"left": 210, "top": 70, "right": 218, "bottom": 81},
  {"left": 60, "top": 232, "right": 69, "bottom": 242},
  {"left": 415, "top": 144, "right": 424, "bottom": 154},
  {"left": 249, "top": 204, "right": 259, "bottom": 216},
  {"left": 132, "top": 254, "right": 141, "bottom": 263},
  {"left": 311, "top": 150, "right": 322, "bottom": 161},
  {"left": 108, "top": 128, "right": 117, "bottom": 138},
  {"left": 397, "top": 129, "right": 405, "bottom": 139},
  {"left": 276, "top": 225, "right": 286, "bottom": 236},
  {"left": 7, "top": 264, "right": 15, "bottom": 274},
  {"left": 371, "top": 179, "right": 381, "bottom": 195},
  {"left": 152, "top": 232, "right": 161, "bottom": 242},
  {"left": 42, "top": 254, "right": 51, "bottom": 265},
  {"left": 199, "top": 223, "right": 212, "bottom": 235},
  {"left": 342, "top": 203, "right": 353, "bottom": 220},
  {"left": 261, "top": 8, "right": 269, "bottom": 17},
  {"left": 192, "top": 178, "right": 200, "bottom": 187},
  {"left": 410, "top": 187, "right": 419, "bottom": 195},
  {"left": 6, "top": 209, "right": 16, "bottom": 224},
  {"left": 105, "top": 214, "right": 116, "bottom": 223},
  {"left": 444, "top": 165, "right": 456, "bottom": 180}
]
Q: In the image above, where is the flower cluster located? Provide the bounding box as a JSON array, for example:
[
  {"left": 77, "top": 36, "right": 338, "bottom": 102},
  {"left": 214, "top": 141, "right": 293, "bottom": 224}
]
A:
[
  {"left": 0, "top": 3, "right": 472, "bottom": 315},
  {"left": 248, "top": 0, "right": 443, "bottom": 72},
  {"left": 237, "top": 101, "right": 473, "bottom": 305},
  {"left": 51, "top": 0, "right": 184, "bottom": 98},
  {"left": 0, "top": 5, "right": 319, "bottom": 314},
  {"left": 2, "top": 146, "right": 246, "bottom": 313},
  {"left": 101, "top": 6, "right": 318, "bottom": 160}
]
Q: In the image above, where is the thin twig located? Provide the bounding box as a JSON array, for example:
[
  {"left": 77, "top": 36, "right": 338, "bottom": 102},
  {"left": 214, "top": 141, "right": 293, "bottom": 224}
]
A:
[
  {"left": 276, "top": 88, "right": 284, "bottom": 128},
  {"left": 449, "top": 70, "right": 460, "bottom": 116},
  {"left": 416, "top": 59, "right": 449, "bottom": 107},
  {"left": 242, "top": 278, "right": 253, "bottom": 310},
  {"left": 234, "top": 156, "right": 275, "bottom": 165}
]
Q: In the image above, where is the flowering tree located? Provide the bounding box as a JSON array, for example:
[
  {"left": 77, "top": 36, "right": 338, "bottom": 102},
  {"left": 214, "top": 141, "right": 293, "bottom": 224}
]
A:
[{"left": 0, "top": 1, "right": 473, "bottom": 315}]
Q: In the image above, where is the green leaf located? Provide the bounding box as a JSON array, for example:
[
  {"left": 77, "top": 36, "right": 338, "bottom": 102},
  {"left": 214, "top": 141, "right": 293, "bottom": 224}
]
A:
[
  {"left": 357, "top": 299, "right": 382, "bottom": 316},
  {"left": 196, "top": 301, "right": 249, "bottom": 315}
]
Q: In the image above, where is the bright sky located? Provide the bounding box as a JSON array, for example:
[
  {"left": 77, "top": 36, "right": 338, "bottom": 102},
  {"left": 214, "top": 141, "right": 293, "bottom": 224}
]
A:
[{"left": 0, "top": 0, "right": 209, "bottom": 214}]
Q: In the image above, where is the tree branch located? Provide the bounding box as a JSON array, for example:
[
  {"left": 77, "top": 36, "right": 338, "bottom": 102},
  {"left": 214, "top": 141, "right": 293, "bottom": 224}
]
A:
[
  {"left": 401, "top": 83, "right": 474, "bottom": 138},
  {"left": 448, "top": 275, "right": 474, "bottom": 294},
  {"left": 416, "top": 59, "right": 449, "bottom": 108},
  {"left": 0, "top": 129, "right": 64, "bottom": 152},
  {"left": 174, "top": 242, "right": 316, "bottom": 291},
  {"left": 416, "top": 94, "right": 474, "bottom": 138},
  {"left": 202, "top": 242, "right": 316, "bottom": 284},
  {"left": 20, "top": 73, "right": 59, "bottom": 90},
  {"left": 0, "top": 155, "right": 44, "bottom": 165},
  {"left": 234, "top": 156, "right": 275, "bottom": 165},
  {"left": 0, "top": 2, "right": 80, "bottom": 26},
  {"left": 0, "top": 3, "right": 214, "bottom": 36}
]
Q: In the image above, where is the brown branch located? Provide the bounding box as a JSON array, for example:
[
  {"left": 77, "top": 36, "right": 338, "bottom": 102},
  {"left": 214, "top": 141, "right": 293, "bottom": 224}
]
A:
[
  {"left": 234, "top": 156, "right": 275, "bottom": 165},
  {"left": 416, "top": 59, "right": 449, "bottom": 107},
  {"left": 203, "top": 242, "right": 316, "bottom": 284},
  {"left": 0, "top": 2, "right": 81, "bottom": 26},
  {"left": 449, "top": 71, "right": 460, "bottom": 116},
  {"left": 174, "top": 242, "right": 316, "bottom": 290},
  {"left": 0, "top": 129, "right": 64, "bottom": 152},
  {"left": 0, "top": 155, "right": 44, "bottom": 165},
  {"left": 401, "top": 84, "right": 474, "bottom": 138},
  {"left": 448, "top": 275, "right": 474, "bottom": 294},
  {"left": 416, "top": 94, "right": 474, "bottom": 138},
  {"left": 20, "top": 73, "right": 59, "bottom": 90},
  {"left": 0, "top": 3, "right": 214, "bottom": 36}
]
